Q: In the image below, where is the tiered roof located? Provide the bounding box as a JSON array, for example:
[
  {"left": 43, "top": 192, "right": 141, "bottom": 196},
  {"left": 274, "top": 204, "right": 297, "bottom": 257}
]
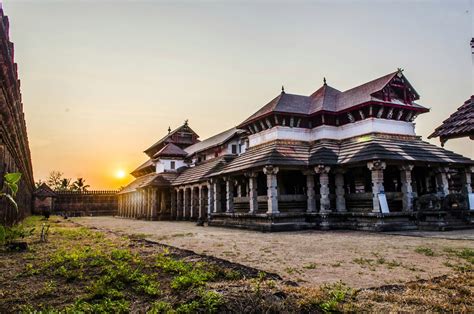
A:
[
  {"left": 239, "top": 70, "right": 426, "bottom": 127},
  {"left": 429, "top": 96, "right": 474, "bottom": 146}
]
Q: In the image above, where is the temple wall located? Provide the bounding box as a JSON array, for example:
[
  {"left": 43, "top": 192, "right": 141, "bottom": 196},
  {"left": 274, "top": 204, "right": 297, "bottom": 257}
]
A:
[
  {"left": 0, "top": 9, "right": 35, "bottom": 225},
  {"left": 51, "top": 191, "right": 118, "bottom": 217},
  {"left": 249, "top": 118, "right": 416, "bottom": 146}
]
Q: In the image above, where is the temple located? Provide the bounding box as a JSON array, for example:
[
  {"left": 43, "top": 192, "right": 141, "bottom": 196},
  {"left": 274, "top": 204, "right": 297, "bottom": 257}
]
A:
[{"left": 118, "top": 70, "right": 474, "bottom": 231}]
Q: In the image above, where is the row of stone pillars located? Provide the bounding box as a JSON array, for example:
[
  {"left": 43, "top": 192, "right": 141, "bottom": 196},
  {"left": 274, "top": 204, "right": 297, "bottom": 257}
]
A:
[
  {"left": 118, "top": 188, "right": 168, "bottom": 219},
  {"left": 170, "top": 163, "right": 472, "bottom": 218}
]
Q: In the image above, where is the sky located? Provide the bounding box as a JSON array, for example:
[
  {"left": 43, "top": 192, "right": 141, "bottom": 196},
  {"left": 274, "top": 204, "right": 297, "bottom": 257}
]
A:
[{"left": 3, "top": 0, "right": 474, "bottom": 189}]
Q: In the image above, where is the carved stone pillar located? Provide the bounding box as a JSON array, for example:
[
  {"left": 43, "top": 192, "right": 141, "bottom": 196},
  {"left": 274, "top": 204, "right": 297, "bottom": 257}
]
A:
[
  {"left": 263, "top": 166, "right": 279, "bottom": 214},
  {"left": 367, "top": 160, "right": 386, "bottom": 213},
  {"left": 303, "top": 170, "right": 316, "bottom": 212},
  {"left": 170, "top": 188, "right": 176, "bottom": 220},
  {"left": 198, "top": 185, "right": 206, "bottom": 220},
  {"left": 224, "top": 177, "right": 234, "bottom": 213},
  {"left": 246, "top": 172, "right": 258, "bottom": 214},
  {"left": 213, "top": 179, "right": 221, "bottom": 213},
  {"left": 334, "top": 169, "right": 346, "bottom": 212},
  {"left": 207, "top": 181, "right": 214, "bottom": 215},
  {"left": 434, "top": 167, "right": 450, "bottom": 196},
  {"left": 399, "top": 164, "right": 414, "bottom": 212},
  {"left": 176, "top": 189, "right": 183, "bottom": 220},
  {"left": 150, "top": 188, "right": 158, "bottom": 220},
  {"left": 461, "top": 166, "right": 473, "bottom": 194},
  {"left": 183, "top": 187, "right": 190, "bottom": 219},
  {"left": 236, "top": 180, "right": 242, "bottom": 197},
  {"left": 315, "top": 165, "right": 331, "bottom": 212},
  {"left": 160, "top": 189, "right": 167, "bottom": 218},
  {"left": 190, "top": 187, "right": 197, "bottom": 219}
]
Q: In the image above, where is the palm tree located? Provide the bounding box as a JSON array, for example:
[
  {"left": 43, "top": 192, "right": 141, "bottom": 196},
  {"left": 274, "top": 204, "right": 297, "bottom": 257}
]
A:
[
  {"left": 59, "top": 178, "right": 71, "bottom": 191},
  {"left": 73, "top": 178, "right": 90, "bottom": 192}
]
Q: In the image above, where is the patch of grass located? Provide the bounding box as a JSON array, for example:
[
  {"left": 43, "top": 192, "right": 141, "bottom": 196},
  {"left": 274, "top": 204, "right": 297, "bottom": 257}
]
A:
[
  {"left": 415, "top": 246, "right": 435, "bottom": 256},
  {"left": 66, "top": 298, "right": 130, "bottom": 313},
  {"left": 303, "top": 263, "right": 317, "bottom": 270},
  {"left": 298, "top": 282, "right": 352, "bottom": 312}
]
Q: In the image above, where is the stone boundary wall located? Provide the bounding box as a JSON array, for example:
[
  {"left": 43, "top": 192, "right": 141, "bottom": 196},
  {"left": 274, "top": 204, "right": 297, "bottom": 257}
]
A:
[
  {"left": 0, "top": 9, "right": 35, "bottom": 225},
  {"left": 52, "top": 190, "right": 118, "bottom": 217}
]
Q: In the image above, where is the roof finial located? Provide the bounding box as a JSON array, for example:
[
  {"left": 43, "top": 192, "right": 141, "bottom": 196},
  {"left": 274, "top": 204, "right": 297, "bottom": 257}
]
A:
[
  {"left": 323, "top": 77, "right": 327, "bottom": 85},
  {"left": 184, "top": 119, "right": 188, "bottom": 126},
  {"left": 168, "top": 126, "right": 171, "bottom": 133},
  {"left": 281, "top": 85, "right": 285, "bottom": 94}
]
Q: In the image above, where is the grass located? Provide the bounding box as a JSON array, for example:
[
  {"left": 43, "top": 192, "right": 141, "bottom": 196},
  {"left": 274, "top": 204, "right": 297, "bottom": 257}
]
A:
[{"left": 415, "top": 246, "right": 436, "bottom": 256}]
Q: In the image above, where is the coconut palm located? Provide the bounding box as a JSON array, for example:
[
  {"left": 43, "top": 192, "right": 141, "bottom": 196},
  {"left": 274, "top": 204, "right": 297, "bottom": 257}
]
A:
[{"left": 73, "top": 178, "right": 90, "bottom": 192}]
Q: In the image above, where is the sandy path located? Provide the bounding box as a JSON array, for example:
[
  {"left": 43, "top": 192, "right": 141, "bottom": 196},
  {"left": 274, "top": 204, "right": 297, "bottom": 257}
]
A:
[{"left": 74, "top": 217, "right": 474, "bottom": 288}]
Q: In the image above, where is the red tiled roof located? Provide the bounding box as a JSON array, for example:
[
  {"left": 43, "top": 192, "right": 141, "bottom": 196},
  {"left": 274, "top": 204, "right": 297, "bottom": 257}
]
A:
[
  {"left": 239, "top": 71, "right": 426, "bottom": 127},
  {"left": 153, "top": 143, "right": 187, "bottom": 158},
  {"left": 184, "top": 127, "right": 246, "bottom": 156},
  {"left": 144, "top": 123, "right": 199, "bottom": 157},
  {"left": 118, "top": 172, "right": 177, "bottom": 194},
  {"left": 429, "top": 96, "right": 474, "bottom": 145}
]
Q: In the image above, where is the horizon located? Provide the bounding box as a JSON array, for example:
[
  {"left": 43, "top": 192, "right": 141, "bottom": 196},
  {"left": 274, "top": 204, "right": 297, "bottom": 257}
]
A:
[{"left": 3, "top": 0, "right": 474, "bottom": 189}]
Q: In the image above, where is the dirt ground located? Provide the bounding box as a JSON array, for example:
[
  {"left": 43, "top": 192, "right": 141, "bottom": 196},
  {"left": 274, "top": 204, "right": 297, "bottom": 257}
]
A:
[{"left": 74, "top": 217, "right": 474, "bottom": 289}]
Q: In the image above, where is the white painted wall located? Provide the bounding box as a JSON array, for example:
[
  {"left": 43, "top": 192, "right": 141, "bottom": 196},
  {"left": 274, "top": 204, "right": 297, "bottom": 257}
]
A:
[
  {"left": 155, "top": 158, "right": 185, "bottom": 173},
  {"left": 248, "top": 118, "right": 416, "bottom": 147}
]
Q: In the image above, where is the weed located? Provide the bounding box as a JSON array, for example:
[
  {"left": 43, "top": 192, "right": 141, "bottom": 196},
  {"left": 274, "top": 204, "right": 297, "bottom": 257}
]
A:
[
  {"left": 66, "top": 298, "right": 130, "bottom": 313},
  {"left": 415, "top": 247, "right": 435, "bottom": 256},
  {"left": 303, "top": 263, "right": 317, "bottom": 270},
  {"left": 149, "top": 301, "right": 173, "bottom": 313}
]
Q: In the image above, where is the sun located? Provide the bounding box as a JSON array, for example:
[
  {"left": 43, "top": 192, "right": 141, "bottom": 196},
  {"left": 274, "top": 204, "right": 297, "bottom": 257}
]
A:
[{"left": 115, "top": 169, "right": 126, "bottom": 179}]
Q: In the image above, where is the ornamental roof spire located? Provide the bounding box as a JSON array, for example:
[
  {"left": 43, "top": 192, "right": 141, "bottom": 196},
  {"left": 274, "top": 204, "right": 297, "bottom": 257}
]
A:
[
  {"left": 281, "top": 85, "right": 285, "bottom": 94},
  {"left": 323, "top": 77, "right": 327, "bottom": 85}
]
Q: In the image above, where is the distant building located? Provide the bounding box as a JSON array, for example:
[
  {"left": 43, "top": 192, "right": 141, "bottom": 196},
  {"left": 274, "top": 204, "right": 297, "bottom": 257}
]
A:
[
  {"left": 118, "top": 70, "right": 474, "bottom": 231},
  {"left": 0, "top": 7, "right": 34, "bottom": 225},
  {"left": 429, "top": 96, "right": 474, "bottom": 146}
]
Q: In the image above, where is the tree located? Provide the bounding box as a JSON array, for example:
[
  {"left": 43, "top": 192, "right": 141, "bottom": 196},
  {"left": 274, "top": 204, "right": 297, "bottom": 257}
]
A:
[
  {"left": 72, "top": 178, "right": 90, "bottom": 192},
  {"left": 46, "top": 171, "right": 63, "bottom": 191},
  {"left": 35, "top": 179, "right": 44, "bottom": 189},
  {"left": 59, "top": 178, "right": 72, "bottom": 191}
]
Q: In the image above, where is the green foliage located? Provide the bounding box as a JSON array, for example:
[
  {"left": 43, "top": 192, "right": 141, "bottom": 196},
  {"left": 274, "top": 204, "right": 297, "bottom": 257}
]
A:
[
  {"left": 155, "top": 251, "right": 217, "bottom": 290},
  {"left": 149, "top": 301, "right": 173, "bottom": 313},
  {"left": 303, "top": 282, "right": 351, "bottom": 313},
  {"left": 0, "top": 172, "right": 21, "bottom": 211},
  {"left": 319, "top": 283, "right": 351, "bottom": 312},
  {"left": 66, "top": 298, "right": 130, "bottom": 313},
  {"left": 0, "top": 223, "right": 34, "bottom": 245},
  {"left": 415, "top": 247, "right": 435, "bottom": 256}
]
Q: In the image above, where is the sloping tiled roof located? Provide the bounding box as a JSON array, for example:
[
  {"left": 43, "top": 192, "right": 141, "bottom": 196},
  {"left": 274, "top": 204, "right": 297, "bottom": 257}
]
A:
[
  {"left": 308, "top": 84, "right": 342, "bottom": 112},
  {"left": 172, "top": 156, "right": 231, "bottom": 185},
  {"left": 240, "top": 93, "right": 312, "bottom": 125},
  {"left": 144, "top": 123, "right": 199, "bottom": 156},
  {"left": 118, "top": 172, "right": 177, "bottom": 194},
  {"left": 185, "top": 128, "right": 245, "bottom": 156},
  {"left": 337, "top": 135, "right": 473, "bottom": 164},
  {"left": 153, "top": 143, "right": 187, "bottom": 158},
  {"left": 428, "top": 96, "right": 474, "bottom": 145},
  {"left": 131, "top": 159, "right": 154, "bottom": 177},
  {"left": 220, "top": 141, "right": 310, "bottom": 174},
  {"left": 217, "top": 135, "right": 473, "bottom": 174},
  {"left": 34, "top": 183, "right": 56, "bottom": 197},
  {"left": 239, "top": 71, "right": 426, "bottom": 127}
]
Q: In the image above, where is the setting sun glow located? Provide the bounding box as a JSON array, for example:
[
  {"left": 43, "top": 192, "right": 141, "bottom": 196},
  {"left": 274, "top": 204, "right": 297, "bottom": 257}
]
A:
[{"left": 115, "top": 169, "right": 126, "bottom": 179}]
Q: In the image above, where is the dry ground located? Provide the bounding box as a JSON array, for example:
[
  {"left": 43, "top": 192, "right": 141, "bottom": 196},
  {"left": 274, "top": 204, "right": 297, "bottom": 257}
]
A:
[
  {"left": 1, "top": 216, "right": 473, "bottom": 312},
  {"left": 76, "top": 216, "right": 474, "bottom": 288}
]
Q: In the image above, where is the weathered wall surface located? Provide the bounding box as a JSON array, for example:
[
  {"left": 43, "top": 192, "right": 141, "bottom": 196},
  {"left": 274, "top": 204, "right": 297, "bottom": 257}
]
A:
[
  {"left": 52, "top": 191, "right": 118, "bottom": 217},
  {"left": 0, "top": 9, "right": 35, "bottom": 225}
]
